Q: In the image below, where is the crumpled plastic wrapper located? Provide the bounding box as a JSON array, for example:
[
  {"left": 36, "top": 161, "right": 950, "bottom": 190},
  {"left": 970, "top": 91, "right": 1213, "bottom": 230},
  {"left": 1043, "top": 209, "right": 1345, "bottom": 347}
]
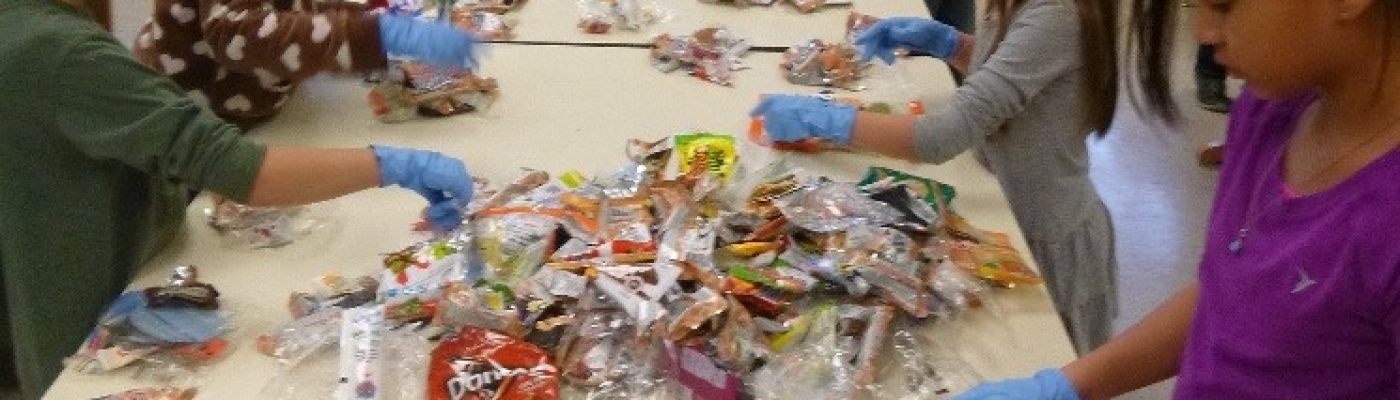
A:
[
  {"left": 774, "top": 179, "right": 902, "bottom": 233},
  {"left": 257, "top": 315, "right": 436, "bottom": 400},
  {"left": 577, "top": 0, "right": 670, "bottom": 34},
  {"left": 783, "top": 0, "right": 851, "bottom": 13},
  {"left": 453, "top": 10, "right": 516, "bottom": 40},
  {"left": 206, "top": 199, "right": 332, "bottom": 249},
  {"left": 369, "top": 60, "right": 500, "bottom": 123},
  {"left": 66, "top": 267, "right": 237, "bottom": 386},
  {"left": 865, "top": 330, "right": 984, "bottom": 399},
  {"left": 781, "top": 39, "right": 868, "bottom": 91},
  {"left": 650, "top": 27, "right": 751, "bottom": 86},
  {"left": 746, "top": 304, "right": 855, "bottom": 400},
  {"left": 92, "top": 387, "right": 197, "bottom": 400}
]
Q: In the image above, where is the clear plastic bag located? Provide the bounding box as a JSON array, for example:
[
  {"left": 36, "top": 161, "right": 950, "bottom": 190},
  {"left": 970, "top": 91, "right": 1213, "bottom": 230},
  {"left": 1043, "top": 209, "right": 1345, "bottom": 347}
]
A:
[
  {"left": 205, "top": 198, "right": 334, "bottom": 250},
  {"left": 649, "top": 28, "right": 752, "bottom": 86},
  {"left": 257, "top": 318, "right": 435, "bottom": 400},
  {"left": 471, "top": 211, "right": 557, "bottom": 286},
  {"left": 864, "top": 330, "right": 985, "bottom": 399},
  {"left": 780, "top": 40, "right": 868, "bottom": 91},
  {"left": 576, "top": 0, "right": 673, "bottom": 34},
  {"left": 775, "top": 179, "right": 902, "bottom": 233},
  {"left": 66, "top": 286, "right": 242, "bottom": 387},
  {"left": 92, "top": 387, "right": 198, "bottom": 400},
  {"left": 746, "top": 304, "right": 854, "bottom": 400}
]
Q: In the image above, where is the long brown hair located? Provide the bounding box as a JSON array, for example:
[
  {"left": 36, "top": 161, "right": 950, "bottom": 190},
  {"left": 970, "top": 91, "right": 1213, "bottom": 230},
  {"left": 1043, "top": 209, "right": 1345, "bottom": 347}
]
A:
[
  {"left": 1126, "top": 0, "right": 1179, "bottom": 124},
  {"left": 986, "top": 0, "right": 1120, "bottom": 135}
]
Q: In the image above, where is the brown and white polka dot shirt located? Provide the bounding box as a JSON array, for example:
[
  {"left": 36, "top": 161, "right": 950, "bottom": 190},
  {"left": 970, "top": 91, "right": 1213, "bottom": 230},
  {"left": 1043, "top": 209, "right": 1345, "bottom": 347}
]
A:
[{"left": 133, "top": 0, "right": 389, "bottom": 128}]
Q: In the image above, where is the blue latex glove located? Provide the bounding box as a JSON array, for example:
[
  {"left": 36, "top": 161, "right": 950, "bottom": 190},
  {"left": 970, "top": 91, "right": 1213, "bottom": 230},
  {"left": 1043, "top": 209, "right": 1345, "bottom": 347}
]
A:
[
  {"left": 854, "top": 17, "right": 961, "bottom": 64},
  {"left": 371, "top": 145, "right": 474, "bottom": 231},
  {"left": 748, "top": 94, "right": 858, "bottom": 145},
  {"left": 378, "top": 14, "right": 481, "bottom": 71},
  {"left": 951, "top": 369, "right": 1082, "bottom": 400}
]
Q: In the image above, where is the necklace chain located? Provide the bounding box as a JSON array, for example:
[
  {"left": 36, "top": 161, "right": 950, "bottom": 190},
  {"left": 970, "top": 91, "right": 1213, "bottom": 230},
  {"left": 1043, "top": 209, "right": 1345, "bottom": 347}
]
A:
[{"left": 1229, "top": 109, "right": 1400, "bottom": 254}]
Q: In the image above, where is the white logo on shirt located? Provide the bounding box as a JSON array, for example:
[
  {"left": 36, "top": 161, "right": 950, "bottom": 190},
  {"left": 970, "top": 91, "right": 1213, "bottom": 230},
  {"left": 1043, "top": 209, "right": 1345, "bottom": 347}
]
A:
[{"left": 1292, "top": 268, "right": 1316, "bottom": 293}]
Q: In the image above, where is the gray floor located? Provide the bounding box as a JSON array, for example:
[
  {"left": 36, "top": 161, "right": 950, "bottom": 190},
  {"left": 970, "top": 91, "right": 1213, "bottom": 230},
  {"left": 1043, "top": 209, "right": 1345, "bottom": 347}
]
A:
[{"left": 3, "top": 4, "right": 1221, "bottom": 400}]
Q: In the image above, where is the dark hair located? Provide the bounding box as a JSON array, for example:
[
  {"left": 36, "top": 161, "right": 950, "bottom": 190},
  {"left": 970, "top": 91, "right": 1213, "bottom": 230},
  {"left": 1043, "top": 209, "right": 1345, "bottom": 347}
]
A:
[
  {"left": 986, "top": 0, "right": 1120, "bottom": 135},
  {"left": 1127, "top": 0, "right": 1179, "bottom": 124},
  {"left": 1129, "top": 0, "right": 1400, "bottom": 122}
]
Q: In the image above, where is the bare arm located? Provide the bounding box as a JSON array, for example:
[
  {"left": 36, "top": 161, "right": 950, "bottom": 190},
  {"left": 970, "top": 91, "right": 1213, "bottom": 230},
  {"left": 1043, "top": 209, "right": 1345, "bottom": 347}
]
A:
[
  {"left": 847, "top": 112, "right": 919, "bottom": 160},
  {"left": 240, "top": 147, "right": 380, "bottom": 206},
  {"left": 1064, "top": 284, "right": 1198, "bottom": 400},
  {"left": 947, "top": 33, "right": 975, "bottom": 74}
]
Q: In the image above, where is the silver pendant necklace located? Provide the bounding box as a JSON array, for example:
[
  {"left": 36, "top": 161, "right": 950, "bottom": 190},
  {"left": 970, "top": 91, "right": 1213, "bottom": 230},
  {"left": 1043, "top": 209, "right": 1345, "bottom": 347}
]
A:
[
  {"left": 1230, "top": 111, "right": 1400, "bottom": 254},
  {"left": 1228, "top": 172, "right": 1282, "bottom": 255}
]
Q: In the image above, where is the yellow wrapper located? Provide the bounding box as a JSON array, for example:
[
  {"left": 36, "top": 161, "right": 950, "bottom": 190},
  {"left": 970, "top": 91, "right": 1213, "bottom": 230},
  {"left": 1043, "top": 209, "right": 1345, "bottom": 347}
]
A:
[{"left": 675, "top": 132, "right": 738, "bottom": 180}]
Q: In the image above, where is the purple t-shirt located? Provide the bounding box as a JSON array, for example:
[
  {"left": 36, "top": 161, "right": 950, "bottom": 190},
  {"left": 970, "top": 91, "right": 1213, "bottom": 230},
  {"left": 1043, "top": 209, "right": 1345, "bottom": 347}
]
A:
[{"left": 1174, "top": 88, "right": 1400, "bottom": 398}]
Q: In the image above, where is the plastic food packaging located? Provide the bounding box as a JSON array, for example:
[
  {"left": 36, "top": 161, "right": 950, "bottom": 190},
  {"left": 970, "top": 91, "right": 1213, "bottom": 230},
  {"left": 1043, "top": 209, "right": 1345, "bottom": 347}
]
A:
[
  {"left": 257, "top": 307, "right": 343, "bottom": 365},
  {"left": 656, "top": 341, "right": 743, "bottom": 400},
  {"left": 378, "top": 239, "right": 468, "bottom": 322},
  {"left": 92, "top": 387, "right": 197, "bottom": 400},
  {"left": 428, "top": 326, "right": 560, "bottom": 400},
  {"left": 946, "top": 234, "right": 1042, "bottom": 287},
  {"left": 66, "top": 268, "right": 243, "bottom": 390},
  {"left": 205, "top": 198, "right": 332, "bottom": 249},
  {"left": 368, "top": 60, "right": 499, "bottom": 123},
  {"left": 859, "top": 166, "right": 958, "bottom": 210},
  {"left": 243, "top": 132, "right": 1053, "bottom": 399},
  {"left": 452, "top": 10, "right": 516, "bottom": 40},
  {"left": 774, "top": 179, "right": 902, "bottom": 233},
  {"left": 471, "top": 211, "right": 558, "bottom": 286},
  {"left": 696, "top": 0, "right": 766, "bottom": 9},
  {"left": 781, "top": 40, "right": 867, "bottom": 91},
  {"left": 337, "top": 305, "right": 387, "bottom": 400},
  {"left": 785, "top": 0, "right": 851, "bottom": 13},
  {"left": 863, "top": 330, "right": 984, "bottom": 399},
  {"left": 745, "top": 304, "right": 854, "bottom": 400},
  {"left": 576, "top": 0, "right": 670, "bottom": 34},
  {"left": 649, "top": 28, "right": 751, "bottom": 86},
  {"left": 258, "top": 319, "right": 435, "bottom": 400}
]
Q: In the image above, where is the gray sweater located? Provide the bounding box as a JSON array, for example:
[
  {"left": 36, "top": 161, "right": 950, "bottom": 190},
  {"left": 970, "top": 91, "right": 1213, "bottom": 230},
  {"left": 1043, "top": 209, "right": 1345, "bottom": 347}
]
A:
[
  {"left": 912, "top": 0, "right": 1117, "bottom": 354},
  {"left": 913, "top": 0, "right": 1100, "bottom": 243}
]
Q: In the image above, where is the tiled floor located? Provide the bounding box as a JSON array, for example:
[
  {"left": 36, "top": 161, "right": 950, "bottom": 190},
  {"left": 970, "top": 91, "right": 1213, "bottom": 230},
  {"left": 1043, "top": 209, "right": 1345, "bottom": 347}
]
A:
[{"left": 31, "top": 3, "right": 1224, "bottom": 400}]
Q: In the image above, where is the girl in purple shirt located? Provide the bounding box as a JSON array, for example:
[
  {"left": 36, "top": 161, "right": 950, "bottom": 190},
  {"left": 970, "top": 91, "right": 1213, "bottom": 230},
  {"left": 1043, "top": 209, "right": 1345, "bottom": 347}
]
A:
[{"left": 953, "top": 0, "right": 1400, "bottom": 398}]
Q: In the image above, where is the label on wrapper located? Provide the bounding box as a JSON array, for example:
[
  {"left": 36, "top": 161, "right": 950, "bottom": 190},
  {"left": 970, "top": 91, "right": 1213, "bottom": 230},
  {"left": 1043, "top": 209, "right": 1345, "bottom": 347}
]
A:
[{"left": 428, "top": 326, "right": 560, "bottom": 400}]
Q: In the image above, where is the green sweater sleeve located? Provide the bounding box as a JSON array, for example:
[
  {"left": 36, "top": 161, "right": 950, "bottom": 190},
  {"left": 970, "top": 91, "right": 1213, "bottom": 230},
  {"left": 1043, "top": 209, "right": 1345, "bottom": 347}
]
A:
[{"left": 51, "top": 32, "right": 267, "bottom": 202}]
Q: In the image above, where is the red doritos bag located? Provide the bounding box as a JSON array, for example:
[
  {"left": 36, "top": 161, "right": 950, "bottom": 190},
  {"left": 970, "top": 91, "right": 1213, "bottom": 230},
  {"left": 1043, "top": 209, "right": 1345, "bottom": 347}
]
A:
[{"left": 427, "top": 326, "right": 560, "bottom": 400}]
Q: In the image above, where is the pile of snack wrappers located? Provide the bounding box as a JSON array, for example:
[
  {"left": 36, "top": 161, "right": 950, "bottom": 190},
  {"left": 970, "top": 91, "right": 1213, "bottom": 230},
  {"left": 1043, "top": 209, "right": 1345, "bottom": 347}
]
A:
[
  {"left": 71, "top": 132, "right": 1041, "bottom": 399},
  {"left": 66, "top": 266, "right": 235, "bottom": 396}
]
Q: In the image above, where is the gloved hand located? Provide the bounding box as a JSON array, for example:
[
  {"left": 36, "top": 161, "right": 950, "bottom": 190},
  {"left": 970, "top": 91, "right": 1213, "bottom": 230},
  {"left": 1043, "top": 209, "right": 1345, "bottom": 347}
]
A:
[
  {"left": 951, "top": 369, "right": 1082, "bottom": 400},
  {"left": 854, "top": 16, "right": 961, "bottom": 64},
  {"left": 371, "top": 145, "right": 474, "bottom": 231},
  {"left": 378, "top": 14, "right": 481, "bottom": 71},
  {"left": 748, "top": 94, "right": 858, "bottom": 145}
]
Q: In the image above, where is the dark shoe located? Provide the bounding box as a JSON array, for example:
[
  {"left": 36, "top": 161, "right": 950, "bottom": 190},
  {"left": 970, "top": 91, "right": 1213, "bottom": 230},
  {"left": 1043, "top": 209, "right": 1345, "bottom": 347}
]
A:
[
  {"left": 1197, "top": 78, "right": 1232, "bottom": 114},
  {"left": 1198, "top": 141, "right": 1225, "bottom": 168}
]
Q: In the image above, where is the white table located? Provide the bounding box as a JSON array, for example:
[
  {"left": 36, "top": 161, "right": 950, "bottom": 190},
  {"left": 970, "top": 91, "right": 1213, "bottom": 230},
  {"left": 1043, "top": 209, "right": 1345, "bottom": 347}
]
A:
[
  {"left": 44, "top": 45, "right": 1074, "bottom": 399},
  {"left": 497, "top": 0, "right": 932, "bottom": 47}
]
